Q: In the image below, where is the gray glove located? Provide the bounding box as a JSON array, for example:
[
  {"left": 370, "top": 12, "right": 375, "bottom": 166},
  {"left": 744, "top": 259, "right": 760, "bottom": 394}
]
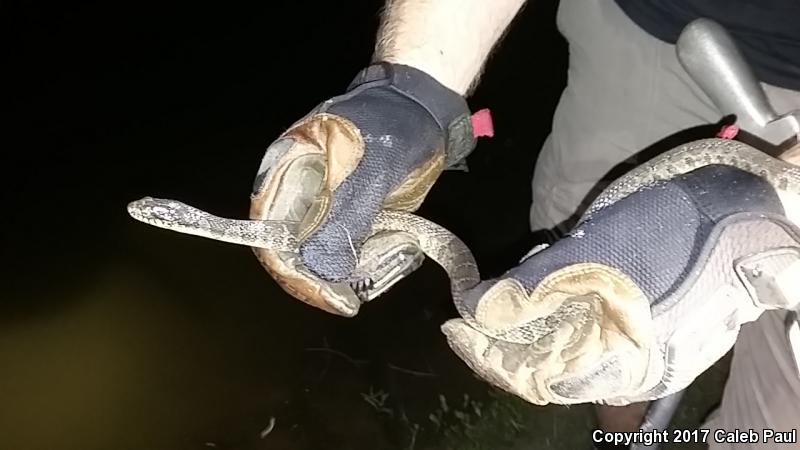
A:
[
  {"left": 250, "top": 63, "right": 477, "bottom": 316},
  {"left": 442, "top": 164, "right": 800, "bottom": 406}
]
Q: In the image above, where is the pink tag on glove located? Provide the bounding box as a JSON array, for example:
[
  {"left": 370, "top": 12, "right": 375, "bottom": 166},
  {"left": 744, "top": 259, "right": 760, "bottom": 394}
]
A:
[
  {"left": 717, "top": 124, "right": 739, "bottom": 140},
  {"left": 470, "top": 108, "right": 494, "bottom": 138}
]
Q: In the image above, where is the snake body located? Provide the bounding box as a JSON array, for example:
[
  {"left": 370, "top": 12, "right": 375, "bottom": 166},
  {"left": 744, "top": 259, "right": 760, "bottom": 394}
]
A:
[{"left": 128, "top": 138, "right": 800, "bottom": 343}]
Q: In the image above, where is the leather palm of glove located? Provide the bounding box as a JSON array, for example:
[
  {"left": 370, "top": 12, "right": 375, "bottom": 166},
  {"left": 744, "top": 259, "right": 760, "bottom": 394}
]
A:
[
  {"left": 442, "top": 164, "right": 800, "bottom": 406},
  {"left": 250, "top": 62, "right": 476, "bottom": 316}
]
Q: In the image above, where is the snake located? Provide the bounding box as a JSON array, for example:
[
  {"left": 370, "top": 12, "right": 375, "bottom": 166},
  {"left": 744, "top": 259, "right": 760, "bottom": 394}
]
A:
[{"left": 127, "top": 138, "right": 800, "bottom": 344}]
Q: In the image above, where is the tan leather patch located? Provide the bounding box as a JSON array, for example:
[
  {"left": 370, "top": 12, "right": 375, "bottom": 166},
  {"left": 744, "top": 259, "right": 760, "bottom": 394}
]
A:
[
  {"left": 384, "top": 146, "right": 446, "bottom": 212},
  {"left": 297, "top": 192, "right": 331, "bottom": 242},
  {"left": 248, "top": 113, "right": 365, "bottom": 316},
  {"left": 250, "top": 146, "right": 323, "bottom": 219},
  {"left": 528, "top": 264, "right": 654, "bottom": 402},
  {"left": 251, "top": 247, "right": 357, "bottom": 316},
  {"left": 474, "top": 278, "right": 536, "bottom": 332},
  {"left": 466, "top": 263, "right": 653, "bottom": 405},
  {"left": 287, "top": 113, "right": 364, "bottom": 192},
  {"left": 280, "top": 114, "right": 365, "bottom": 237},
  {"left": 529, "top": 263, "right": 651, "bottom": 349}
]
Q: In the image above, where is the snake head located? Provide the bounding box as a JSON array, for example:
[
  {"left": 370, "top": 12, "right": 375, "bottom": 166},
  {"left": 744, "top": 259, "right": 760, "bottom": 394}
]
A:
[{"left": 127, "top": 197, "right": 199, "bottom": 227}]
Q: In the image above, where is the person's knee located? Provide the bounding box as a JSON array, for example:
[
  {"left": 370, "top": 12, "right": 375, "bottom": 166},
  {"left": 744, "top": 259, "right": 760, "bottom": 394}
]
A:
[
  {"left": 595, "top": 403, "right": 651, "bottom": 433},
  {"left": 530, "top": 172, "right": 596, "bottom": 234},
  {"left": 529, "top": 134, "right": 627, "bottom": 234}
]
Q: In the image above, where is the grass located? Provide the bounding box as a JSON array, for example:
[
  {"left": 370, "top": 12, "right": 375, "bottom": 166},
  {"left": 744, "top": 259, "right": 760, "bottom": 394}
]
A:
[
  {"left": 360, "top": 385, "right": 594, "bottom": 450},
  {"left": 359, "top": 354, "right": 731, "bottom": 450}
]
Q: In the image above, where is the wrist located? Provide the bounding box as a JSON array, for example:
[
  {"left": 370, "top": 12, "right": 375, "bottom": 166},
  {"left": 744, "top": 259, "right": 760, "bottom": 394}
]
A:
[
  {"left": 371, "top": 0, "right": 528, "bottom": 96},
  {"left": 377, "top": 53, "right": 471, "bottom": 95},
  {"left": 344, "top": 62, "right": 477, "bottom": 168}
]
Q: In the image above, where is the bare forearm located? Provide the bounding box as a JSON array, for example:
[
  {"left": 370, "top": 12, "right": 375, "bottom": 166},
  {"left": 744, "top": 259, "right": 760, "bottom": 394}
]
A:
[{"left": 374, "top": 0, "right": 528, "bottom": 95}]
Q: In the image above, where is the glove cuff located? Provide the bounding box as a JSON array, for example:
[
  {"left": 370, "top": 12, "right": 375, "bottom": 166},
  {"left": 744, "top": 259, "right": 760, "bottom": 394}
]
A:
[{"left": 343, "top": 62, "right": 477, "bottom": 169}]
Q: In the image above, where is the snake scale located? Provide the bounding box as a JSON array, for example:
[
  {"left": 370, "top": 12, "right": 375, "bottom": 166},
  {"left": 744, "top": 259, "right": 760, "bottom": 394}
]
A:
[{"left": 128, "top": 138, "right": 800, "bottom": 343}]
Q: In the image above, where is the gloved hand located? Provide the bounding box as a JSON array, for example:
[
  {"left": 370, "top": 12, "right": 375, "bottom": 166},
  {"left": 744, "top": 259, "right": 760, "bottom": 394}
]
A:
[
  {"left": 250, "top": 62, "right": 480, "bottom": 316},
  {"left": 442, "top": 163, "right": 800, "bottom": 406}
]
